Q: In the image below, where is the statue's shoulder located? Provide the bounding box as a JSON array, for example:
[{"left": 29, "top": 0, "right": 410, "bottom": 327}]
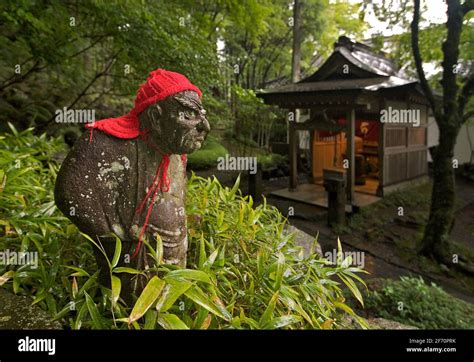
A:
[
  {"left": 70, "top": 130, "right": 137, "bottom": 160},
  {"left": 58, "top": 130, "right": 138, "bottom": 177}
]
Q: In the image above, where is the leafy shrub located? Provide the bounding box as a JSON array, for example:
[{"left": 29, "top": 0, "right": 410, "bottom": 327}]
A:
[
  {"left": 187, "top": 135, "right": 228, "bottom": 170},
  {"left": 364, "top": 277, "right": 474, "bottom": 329},
  {"left": 0, "top": 124, "right": 94, "bottom": 318},
  {"left": 0, "top": 126, "right": 367, "bottom": 329},
  {"left": 258, "top": 153, "right": 287, "bottom": 171}
]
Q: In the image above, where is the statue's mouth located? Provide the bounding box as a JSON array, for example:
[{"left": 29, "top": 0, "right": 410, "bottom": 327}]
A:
[{"left": 180, "top": 132, "right": 206, "bottom": 152}]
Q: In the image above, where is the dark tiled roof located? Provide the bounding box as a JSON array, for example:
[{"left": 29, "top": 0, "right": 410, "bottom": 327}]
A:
[
  {"left": 258, "top": 36, "right": 418, "bottom": 97},
  {"left": 259, "top": 76, "right": 417, "bottom": 94}
]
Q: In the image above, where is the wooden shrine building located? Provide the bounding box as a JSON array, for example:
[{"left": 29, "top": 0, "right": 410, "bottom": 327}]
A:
[{"left": 257, "top": 36, "right": 430, "bottom": 208}]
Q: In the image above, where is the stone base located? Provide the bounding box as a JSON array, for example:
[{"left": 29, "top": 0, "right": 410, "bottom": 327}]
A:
[
  {"left": 0, "top": 288, "right": 61, "bottom": 329},
  {"left": 284, "top": 224, "right": 323, "bottom": 257}
]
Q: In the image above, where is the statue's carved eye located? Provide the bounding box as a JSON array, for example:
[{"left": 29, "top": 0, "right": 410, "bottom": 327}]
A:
[{"left": 184, "top": 110, "right": 196, "bottom": 118}]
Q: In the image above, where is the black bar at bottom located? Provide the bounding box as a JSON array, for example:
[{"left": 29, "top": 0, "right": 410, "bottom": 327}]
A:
[{"left": 0, "top": 329, "right": 472, "bottom": 361}]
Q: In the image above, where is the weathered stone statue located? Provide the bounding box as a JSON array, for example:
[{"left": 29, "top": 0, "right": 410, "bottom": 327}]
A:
[{"left": 55, "top": 69, "right": 210, "bottom": 294}]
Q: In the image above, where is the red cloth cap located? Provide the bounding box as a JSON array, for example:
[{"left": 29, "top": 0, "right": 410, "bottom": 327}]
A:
[{"left": 86, "top": 69, "right": 202, "bottom": 139}]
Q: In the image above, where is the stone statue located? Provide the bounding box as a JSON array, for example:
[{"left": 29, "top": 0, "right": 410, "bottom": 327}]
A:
[{"left": 54, "top": 69, "right": 210, "bottom": 295}]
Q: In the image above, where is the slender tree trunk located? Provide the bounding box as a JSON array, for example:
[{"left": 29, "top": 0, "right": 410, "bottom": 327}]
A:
[
  {"left": 291, "top": 0, "right": 302, "bottom": 84},
  {"left": 290, "top": 0, "right": 303, "bottom": 172},
  {"left": 266, "top": 123, "right": 271, "bottom": 149},
  {"left": 232, "top": 60, "right": 241, "bottom": 138},
  {"left": 421, "top": 121, "right": 459, "bottom": 260},
  {"left": 411, "top": 0, "right": 474, "bottom": 272}
]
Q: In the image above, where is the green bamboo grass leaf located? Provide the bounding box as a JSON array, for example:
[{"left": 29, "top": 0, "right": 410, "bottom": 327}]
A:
[
  {"left": 334, "top": 301, "right": 354, "bottom": 315},
  {"left": 157, "top": 313, "right": 189, "bottom": 330},
  {"left": 215, "top": 244, "right": 226, "bottom": 267},
  {"left": 156, "top": 279, "right": 193, "bottom": 313},
  {"left": 212, "top": 295, "right": 231, "bottom": 322},
  {"left": 259, "top": 291, "right": 279, "bottom": 327},
  {"left": 193, "top": 306, "right": 211, "bottom": 329},
  {"left": 310, "top": 232, "right": 320, "bottom": 255},
  {"left": 339, "top": 273, "right": 364, "bottom": 307},
  {"left": 32, "top": 291, "right": 47, "bottom": 306},
  {"left": 342, "top": 269, "right": 368, "bottom": 288},
  {"left": 293, "top": 301, "right": 315, "bottom": 328},
  {"left": 229, "top": 175, "right": 240, "bottom": 198},
  {"left": 7, "top": 122, "right": 19, "bottom": 136},
  {"left": 81, "top": 233, "right": 111, "bottom": 269},
  {"left": 341, "top": 255, "right": 353, "bottom": 268},
  {"left": 129, "top": 276, "right": 166, "bottom": 323},
  {"left": 165, "top": 269, "right": 212, "bottom": 284},
  {"left": 115, "top": 318, "right": 131, "bottom": 324},
  {"left": 65, "top": 266, "right": 90, "bottom": 278},
  {"left": 53, "top": 301, "right": 78, "bottom": 321},
  {"left": 74, "top": 302, "right": 88, "bottom": 330},
  {"left": 203, "top": 248, "right": 219, "bottom": 270},
  {"left": 144, "top": 310, "right": 157, "bottom": 330},
  {"left": 0, "top": 270, "right": 15, "bottom": 286},
  {"left": 216, "top": 211, "right": 224, "bottom": 228},
  {"left": 84, "top": 292, "right": 103, "bottom": 329},
  {"left": 241, "top": 315, "right": 260, "bottom": 329},
  {"left": 130, "top": 320, "right": 141, "bottom": 330},
  {"left": 262, "top": 315, "right": 301, "bottom": 329},
  {"left": 111, "top": 236, "right": 122, "bottom": 269},
  {"left": 78, "top": 271, "right": 99, "bottom": 296},
  {"left": 184, "top": 285, "right": 231, "bottom": 321},
  {"left": 198, "top": 234, "right": 206, "bottom": 269},
  {"left": 273, "top": 252, "right": 285, "bottom": 290},
  {"left": 155, "top": 233, "right": 163, "bottom": 264},
  {"left": 113, "top": 267, "right": 143, "bottom": 275},
  {"left": 111, "top": 275, "right": 121, "bottom": 305}
]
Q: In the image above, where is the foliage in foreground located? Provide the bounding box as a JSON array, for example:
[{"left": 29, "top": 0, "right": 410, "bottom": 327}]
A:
[
  {"left": 0, "top": 127, "right": 367, "bottom": 329},
  {"left": 364, "top": 277, "right": 474, "bottom": 329}
]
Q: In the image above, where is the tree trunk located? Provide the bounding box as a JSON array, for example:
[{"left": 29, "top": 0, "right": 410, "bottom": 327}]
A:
[
  {"left": 411, "top": 0, "right": 474, "bottom": 272},
  {"left": 421, "top": 121, "right": 459, "bottom": 261},
  {"left": 291, "top": 0, "right": 302, "bottom": 84},
  {"left": 290, "top": 0, "right": 303, "bottom": 177}
]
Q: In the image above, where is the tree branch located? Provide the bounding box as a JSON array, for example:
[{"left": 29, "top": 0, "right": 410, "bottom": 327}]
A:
[
  {"left": 459, "top": 72, "right": 474, "bottom": 115},
  {"left": 0, "top": 59, "right": 42, "bottom": 91},
  {"left": 65, "top": 50, "right": 121, "bottom": 111},
  {"left": 462, "top": 0, "right": 474, "bottom": 14},
  {"left": 68, "top": 35, "right": 107, "bottom": 59},
  {"left": 463, "top": 110, "right": 474, "bottom": 123},
  {"left": 37, "top": 50, "right": 121, "bottom": 133},
  {"left": 411, "top": 0, "right": 439, "bottom": 118},
  {"left": 441, "top": 0, "right": 463, "bottom": 123}
]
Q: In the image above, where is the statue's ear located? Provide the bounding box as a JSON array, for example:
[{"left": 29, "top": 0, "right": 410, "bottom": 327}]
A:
[
  {"left": 147, "top": 103, "right": 162, "bottom": 132},
  {"left": 150, "top": 104, "right": 162, "bottom": 120}
]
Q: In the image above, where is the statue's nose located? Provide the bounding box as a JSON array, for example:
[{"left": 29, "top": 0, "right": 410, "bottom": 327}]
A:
[{"left": 198, "top": 117, "right": 210, "bottom": 133}]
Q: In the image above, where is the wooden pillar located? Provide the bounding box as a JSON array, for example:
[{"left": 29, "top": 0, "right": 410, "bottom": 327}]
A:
[
  {"left": 248, "top": 162, "right": 262, "bottom": 202},
  {"left": 377, "top": 121, "right": 385, "bottom": 197},
  {"left": 346, "top": 108, "right": 355, "bottom": 202},
  {"left": 289, "top": 119, "right": 298, "bottom": 190},
  {"left": 309, "top": 129, "right": 314, "bottom": 182}
]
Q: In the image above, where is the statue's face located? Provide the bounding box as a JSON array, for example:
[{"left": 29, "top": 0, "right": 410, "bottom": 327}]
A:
[{"left": 141, "top": 90, "right": 210, "bottom": 154}]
